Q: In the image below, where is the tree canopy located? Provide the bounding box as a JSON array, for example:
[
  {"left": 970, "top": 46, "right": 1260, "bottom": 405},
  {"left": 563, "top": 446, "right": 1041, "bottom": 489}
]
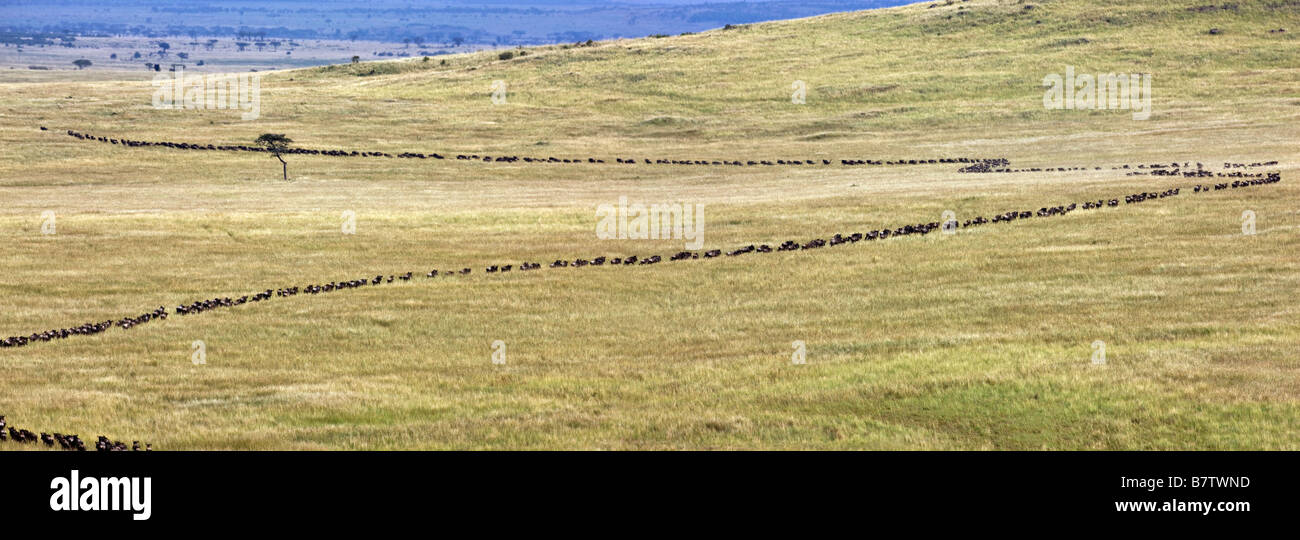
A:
[
  {"left": 255, "top": 134, "right": 293, "bottom": 180},
  {"left": 255, "top": 134, "right": 293, "bottom": 154}
]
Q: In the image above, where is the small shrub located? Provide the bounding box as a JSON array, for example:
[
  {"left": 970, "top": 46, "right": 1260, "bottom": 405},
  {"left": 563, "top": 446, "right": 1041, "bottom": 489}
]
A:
[{"left": 498, "top": 51, "right": 515, "bottom": 61}]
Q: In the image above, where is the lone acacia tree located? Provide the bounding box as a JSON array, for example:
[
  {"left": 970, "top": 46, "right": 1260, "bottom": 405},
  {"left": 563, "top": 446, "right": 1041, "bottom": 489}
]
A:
[{"left": 255, "top": 133, "right": 293, "bottom": 180}]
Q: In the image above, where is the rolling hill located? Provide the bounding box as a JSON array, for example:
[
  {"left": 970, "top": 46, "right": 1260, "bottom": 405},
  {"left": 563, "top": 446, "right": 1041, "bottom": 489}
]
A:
[{"left": 0, "top": 0, "right": 1297, "bottom": 450}]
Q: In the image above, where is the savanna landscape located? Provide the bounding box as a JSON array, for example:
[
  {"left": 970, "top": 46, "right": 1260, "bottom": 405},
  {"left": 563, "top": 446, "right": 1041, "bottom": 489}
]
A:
[{"left": 1, "top": 0, "right": 1298, "bottom": 450}]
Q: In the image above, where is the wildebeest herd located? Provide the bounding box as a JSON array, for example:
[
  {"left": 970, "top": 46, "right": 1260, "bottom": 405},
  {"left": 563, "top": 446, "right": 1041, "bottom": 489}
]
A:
[
  {"left": 0, "top": 414, "right": 149, "bottom": 452},
  {"left": 54, "top": 128, "right": 1003, "bottom": 168},
  {"left": 959, "top": 159, "right": 1281, "bottom": 176},
  {"left": 1, "top": 155, "right": 1281, "bottom": 351}
]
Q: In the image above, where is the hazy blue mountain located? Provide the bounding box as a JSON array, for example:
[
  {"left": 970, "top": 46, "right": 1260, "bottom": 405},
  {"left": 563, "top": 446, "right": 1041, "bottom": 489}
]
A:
[{"left": 0, "top": 1, "right": 917, "bottom": 46}]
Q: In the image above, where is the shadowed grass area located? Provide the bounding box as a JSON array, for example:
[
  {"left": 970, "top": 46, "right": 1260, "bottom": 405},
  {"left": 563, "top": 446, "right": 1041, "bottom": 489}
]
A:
[{"left": 0, "top": 0, "right": 1298, "bottom": 449}]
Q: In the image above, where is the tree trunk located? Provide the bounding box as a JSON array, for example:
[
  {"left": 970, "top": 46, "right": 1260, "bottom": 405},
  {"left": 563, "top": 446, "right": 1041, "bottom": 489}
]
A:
[{"left": 276, "top": 155, "right": 287, "bottom": 180}]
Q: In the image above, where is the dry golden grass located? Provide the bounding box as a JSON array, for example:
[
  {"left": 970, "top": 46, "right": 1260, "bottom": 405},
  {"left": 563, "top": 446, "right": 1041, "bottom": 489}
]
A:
[{"left": 1, "top": 0, "right": 1298, "bottom": 449}]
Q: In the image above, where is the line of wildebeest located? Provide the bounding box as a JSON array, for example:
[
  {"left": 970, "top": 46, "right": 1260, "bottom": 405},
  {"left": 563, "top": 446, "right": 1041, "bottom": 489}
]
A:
[
  {"left": 1, "top": 159, "right": 1282, "bottom": 351},
  {"left": 958, "top": 159, "right": 1282, "bottom": 176},
  {"left": 0, "top": 414, "right": 149, "bottom": 452},
  {"left": 53, "top": 128, "right": 1004, "bottom": 168},
  {"left": 54, "top": 127, "right": 1283, "bottom": 177}
]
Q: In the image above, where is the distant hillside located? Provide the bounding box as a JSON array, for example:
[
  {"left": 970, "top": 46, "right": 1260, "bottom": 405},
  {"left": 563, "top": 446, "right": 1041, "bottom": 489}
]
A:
[
  {"left": 289, "top": 0, "right": 1299, "bottom": 147},
  {"left": 0, "top": 0, "right": 914, "bottom": 46}
]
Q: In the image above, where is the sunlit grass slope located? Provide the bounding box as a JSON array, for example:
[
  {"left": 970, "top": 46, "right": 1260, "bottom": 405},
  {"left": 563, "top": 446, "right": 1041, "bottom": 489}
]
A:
[{"left": 0, "top": 0, "right": 1297, "bottom": 449}]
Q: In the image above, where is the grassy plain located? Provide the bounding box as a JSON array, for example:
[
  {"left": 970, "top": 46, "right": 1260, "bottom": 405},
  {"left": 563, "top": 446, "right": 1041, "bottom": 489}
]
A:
[{"left": 1, "top": 0, "right": 1298, "bottom": 449}]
